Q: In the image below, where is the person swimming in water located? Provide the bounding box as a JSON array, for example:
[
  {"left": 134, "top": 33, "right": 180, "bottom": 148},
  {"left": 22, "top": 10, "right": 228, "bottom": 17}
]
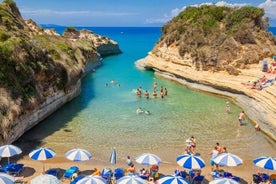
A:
[
  {"left": 152, "top": 91, "right": 157, "bottom": 98},
  {"left": 136, "top": 107, "right": 143, "bottom": 114},
  {"left": 153, "top": 81, "right": 157, "bottom": 90},
  {"left": 145, "top": 110, "right": 151, "bottom": 115},
  {"left": 144, "top": 90, "right": 149, "bottom": 99}
]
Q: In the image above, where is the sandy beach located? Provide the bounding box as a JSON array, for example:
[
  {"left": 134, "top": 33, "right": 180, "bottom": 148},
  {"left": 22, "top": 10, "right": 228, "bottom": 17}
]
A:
[{"left": 14, "top": 154, "right": 259, "bottom": 184}]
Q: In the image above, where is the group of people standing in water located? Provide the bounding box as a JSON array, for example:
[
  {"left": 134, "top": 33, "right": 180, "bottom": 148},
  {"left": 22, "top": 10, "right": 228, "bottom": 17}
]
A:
[{"left": 136, "top": 81, "right": 168, "bottom": 99}]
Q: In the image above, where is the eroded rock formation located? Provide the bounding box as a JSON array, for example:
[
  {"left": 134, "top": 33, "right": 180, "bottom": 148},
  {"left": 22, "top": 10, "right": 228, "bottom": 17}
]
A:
[{"left": 0, "top": 0, "right": 121, "bottom": 143}]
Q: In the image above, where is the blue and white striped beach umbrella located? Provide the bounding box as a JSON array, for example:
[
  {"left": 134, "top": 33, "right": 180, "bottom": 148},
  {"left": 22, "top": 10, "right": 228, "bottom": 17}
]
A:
[
  {"left": 213, "top": 153, "right": 243, "bottom": 167},
  {"left": 65, "top": 148, "right": 92, "bottom": 162},
  {"left": 253, "top": 156, "right": 276, "bottom": 170},
  {"left": 116, "top": 175, "right": 146, "bottom": 184},
  {"left": 29, "top": 147, "right": 56, "bottom": 161},
  {"left": 0, "top": 173, "right": 15, "bottom": 184},
  {"left": 176, "top": 154, "right": 205, "bottom": 169},
  {"left": 76, "top": 175, "right": 107, "bottom": 184},
  {"left": 158, "top": 175, "right": 190, "bottom": 184},
  {"left": 135, "top": 153, "right": 161, "bottom": 166},
  {"left": 0, "top": 144, "right": 22, "bottom": 164},
  {"left": 209, "top": 178, "right": 239, "bottom": 184},
  {"left": 30, "top": 174, "right": 60, "bottom": 184},
  {"left": 109, "top": 148, "right": 116, "bottom": 165}
]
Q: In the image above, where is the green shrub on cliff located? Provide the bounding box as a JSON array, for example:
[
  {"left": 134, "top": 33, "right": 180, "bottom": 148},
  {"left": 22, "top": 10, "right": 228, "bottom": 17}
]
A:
[
  {"left": 158, "top": 5, "right": 274, "bottom": 71},
  {"left": 225, "top": 6, "right": 264, "bottom": 30}
]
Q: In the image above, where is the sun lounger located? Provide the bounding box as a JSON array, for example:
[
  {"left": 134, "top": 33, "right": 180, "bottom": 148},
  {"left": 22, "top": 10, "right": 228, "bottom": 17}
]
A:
[
  {"left": 174, "top": 169, "right": 187, "bottom": 179},
  {"left": 232, "top": 176, "right": 240, "bottom": 182},
  {"left": 70, "top": 175, "right": 84, "bottom": 184},
  {"left": 0, "top": 162, "right": 16, "bottom": 173},
  {"left": 101, "top": 168, "right": 112, "bottom": 183},
  {"left": 63, "top": 166, "right": 79, "bottom": 180},
  {"left": 8, "top": 164, "right": 24, "bottom": 176},
  {"left": 193, "top": 175, "right": 204, "bottom": 184},
  {"left": 262, "top": 173, "right": 269, "bottom": 182},
  {"left": 114, "top": 168, "right": 124, "bottom": 180},
  {"left": 253, "top": 174, "right": 262, "bottom": 184},
  {"left": 46, "top": 168, "right": 59, "bottom": 177},
  {"left": 1, "top": 163, "right": 24, "bottom": 176}
]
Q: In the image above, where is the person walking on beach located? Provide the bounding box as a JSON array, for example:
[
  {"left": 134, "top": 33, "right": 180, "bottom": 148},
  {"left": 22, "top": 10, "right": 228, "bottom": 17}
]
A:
[
  {"left": 238, "top": 111, "right": 245, "bottom": 126},
  {"left": 216, "top": 142, "right": 223, "bottom": 154},
  {"left": 126, "top": 156, "right": 133, "bottom": 166},
  {"left": 209, "top": 146, "right": 219, "bottom": 171},
  {"left": 190, "top": 136, "right": 196, "bottom": 153}
]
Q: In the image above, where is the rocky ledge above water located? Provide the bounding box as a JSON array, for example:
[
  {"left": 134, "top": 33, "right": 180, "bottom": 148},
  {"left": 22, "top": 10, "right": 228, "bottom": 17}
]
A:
[
  {"left": 136, "top": 5, "right": 276, "bottom": 141},
  {"left": 0, "top": 0, "right": 121, "bottom": 143}
]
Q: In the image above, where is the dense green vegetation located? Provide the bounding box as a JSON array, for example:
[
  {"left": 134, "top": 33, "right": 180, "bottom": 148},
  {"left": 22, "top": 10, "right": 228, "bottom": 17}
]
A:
[
  {"left": 158, "top": 5, "right": 275, "bottom": 72},
  {"left": 0, "top": 0, "right": 121, "bottom": 143},
  {"left": 162, "top": 5, "right": 267, "bottom": 45},
  {"left": 0, "top": 0, "right": 78, "bottom": 117}
]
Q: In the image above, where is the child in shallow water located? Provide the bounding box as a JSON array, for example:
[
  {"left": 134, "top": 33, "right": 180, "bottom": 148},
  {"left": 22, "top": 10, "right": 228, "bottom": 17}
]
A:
[{"left": 225, "top": 101, "right": 230, "bottom": 112}]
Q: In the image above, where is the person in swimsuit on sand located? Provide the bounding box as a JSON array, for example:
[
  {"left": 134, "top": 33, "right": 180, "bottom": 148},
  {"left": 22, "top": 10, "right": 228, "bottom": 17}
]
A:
[{"left": 238, "top": 111, "right": 245, "bottom": 126}]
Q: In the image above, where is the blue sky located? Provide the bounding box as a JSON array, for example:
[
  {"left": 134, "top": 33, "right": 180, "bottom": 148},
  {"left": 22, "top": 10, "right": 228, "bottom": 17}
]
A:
[{"left": 11, "top": 0, "right": 276, "bottom": 27}]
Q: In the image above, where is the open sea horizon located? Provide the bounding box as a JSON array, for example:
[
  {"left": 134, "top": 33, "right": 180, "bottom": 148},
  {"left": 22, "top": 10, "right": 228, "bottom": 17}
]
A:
[{"left": 15, "top": 26, "right": 276, "bottom": 170}]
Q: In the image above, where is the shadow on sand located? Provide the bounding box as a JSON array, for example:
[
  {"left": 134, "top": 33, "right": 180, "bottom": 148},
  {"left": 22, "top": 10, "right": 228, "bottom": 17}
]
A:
[{"left": 20, "top": 167, "right": 35, "bottom": 177}]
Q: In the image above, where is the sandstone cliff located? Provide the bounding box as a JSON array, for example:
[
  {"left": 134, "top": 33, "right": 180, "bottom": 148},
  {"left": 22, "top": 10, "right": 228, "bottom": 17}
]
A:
[
  {"left": 136, "top": 5, "right": 276, "bottom": 140},
  {"left": 0, "top": 0, "right": 121, "bottom": 143}
]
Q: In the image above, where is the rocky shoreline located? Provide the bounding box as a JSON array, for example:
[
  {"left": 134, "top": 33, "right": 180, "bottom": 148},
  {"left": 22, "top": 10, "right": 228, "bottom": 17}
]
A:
[{"left": 136, "top": 54, "right": 276, "bottom": 142}]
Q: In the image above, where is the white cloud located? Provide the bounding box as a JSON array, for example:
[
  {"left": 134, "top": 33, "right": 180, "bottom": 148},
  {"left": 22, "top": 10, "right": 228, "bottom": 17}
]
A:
[
  {"left": 259, "top": 0, "right": 276, "bottom": 21},
  {"left": 215, "top": 1, "right": 247, "bottom": 7},
  {"left": 146, "top": 7, "right": 185, "bottom": 24},
  {"left": 170, "top": 8, "right": 182, "bottom": 17}
]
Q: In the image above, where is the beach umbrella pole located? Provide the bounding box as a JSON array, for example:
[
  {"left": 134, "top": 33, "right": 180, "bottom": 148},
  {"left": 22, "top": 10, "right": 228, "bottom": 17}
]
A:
[{"left": 43, "top": 162, "right": 45, "bottom": 174}]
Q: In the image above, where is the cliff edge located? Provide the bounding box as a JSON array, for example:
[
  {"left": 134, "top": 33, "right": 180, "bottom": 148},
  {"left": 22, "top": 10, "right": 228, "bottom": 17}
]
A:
[
  {"left": 0, "top": 0, "right": 121, "bottom": 143},
  {"left": 136, "top": 5, "right": 276, "bottom": 141}
]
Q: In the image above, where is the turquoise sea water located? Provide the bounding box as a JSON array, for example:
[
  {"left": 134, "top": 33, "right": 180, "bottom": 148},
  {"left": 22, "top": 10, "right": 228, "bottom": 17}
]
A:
[{"left": 16, "top": 27, "right": 276, "bottom": 167}]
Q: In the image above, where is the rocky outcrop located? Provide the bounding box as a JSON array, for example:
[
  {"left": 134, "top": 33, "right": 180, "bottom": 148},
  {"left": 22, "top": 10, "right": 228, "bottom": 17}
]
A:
[
  {"left": 7, "top": 80, "right": 81, "bottom": 143},
  {"left": 63, "top": 28, "right": 122, "bottom": 56},
  {"left": 0, "top": 0, "right": 121, "bottom": 144},
  {"left": 136, "top": 5, "right": 276, "bottom": 141}
]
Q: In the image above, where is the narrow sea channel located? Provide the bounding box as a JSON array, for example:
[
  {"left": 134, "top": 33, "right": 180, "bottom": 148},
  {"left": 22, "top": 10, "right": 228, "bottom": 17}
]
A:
[{"left": 16, "top": 27, "right": 276, "bottom": 168}]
